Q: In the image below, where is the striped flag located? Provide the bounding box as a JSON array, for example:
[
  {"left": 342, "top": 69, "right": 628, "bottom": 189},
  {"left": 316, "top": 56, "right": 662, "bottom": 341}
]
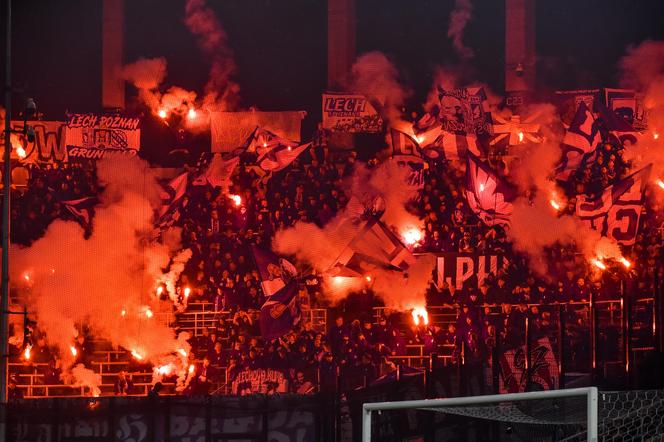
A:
[
  {"left": 245, "top": 126, "right": 299, "bottom": 160},
  {"left": 330, "top": 217, "right": 415, "bottom": 277},
  {"left": 576, "top": 164, "right": 651, "bottom": 246},
  {"left": 465, "top": 152, "right": 516, "bottom": 227},
  {"left": 555, "top": 102, "right": 601, "bottom": 181}
]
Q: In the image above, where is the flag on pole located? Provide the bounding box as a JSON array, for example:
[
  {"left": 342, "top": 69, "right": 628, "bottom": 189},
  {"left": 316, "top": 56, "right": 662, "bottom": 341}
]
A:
[
  {"left": 252, "top": 246, "right": 298, "bottom": 297},
  {"left": 576, "top": 164, "right": 651, "bottom": 246},
  {"left": 245, "top": 126, "right": 299, "bottom": 160},
  {"left": 465, "top": 152, "right": 516, "bottom": 227},
  {"left": 259, "top": 280, "right": 301, "bottom": 340},
  {"left": 192, "top": 153, "right": 239, "bottom": 188},
  {"left": 258, "top": 142, "right": 311, "bottom": 172},
  {"left": 157, "top": 172, "right": 188, "bottom": 228},
  {"left": 61, "top": 196, "right": 99, "bottom": 230}
]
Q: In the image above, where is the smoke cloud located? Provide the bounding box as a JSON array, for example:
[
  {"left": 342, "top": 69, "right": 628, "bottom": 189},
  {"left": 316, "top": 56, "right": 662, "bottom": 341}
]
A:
[
  {"left": 274, "top": 161, "right": 434, "bottom": 310},
  {"left": 347, "top": 52, "right": 410, "bottom": 123},
  {"left": 12, "top": 158, "right": 192, "bottom": 392},
  {"left": 448, "top": 0, "right": 474, "bottom": 59}
]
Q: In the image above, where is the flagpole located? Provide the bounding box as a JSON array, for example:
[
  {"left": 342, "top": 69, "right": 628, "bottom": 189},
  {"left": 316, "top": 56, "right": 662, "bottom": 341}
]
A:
[{"left": 1, "top": 0, "right": 13, "bottom": 439}]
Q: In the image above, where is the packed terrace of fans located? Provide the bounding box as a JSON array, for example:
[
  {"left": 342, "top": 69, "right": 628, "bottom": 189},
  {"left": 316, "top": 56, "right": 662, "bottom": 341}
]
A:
[{"left": 5, "top": 127, "right": 663, "bottom": 398}]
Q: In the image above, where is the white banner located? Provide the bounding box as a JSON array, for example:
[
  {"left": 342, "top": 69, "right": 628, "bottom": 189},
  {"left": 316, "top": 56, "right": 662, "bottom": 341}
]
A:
[
  {"left": 65, "top": 113, "right": 140, "bottom": 159},
  {"left": 322, "top": 93, "right": 383, "bottom": 133}
]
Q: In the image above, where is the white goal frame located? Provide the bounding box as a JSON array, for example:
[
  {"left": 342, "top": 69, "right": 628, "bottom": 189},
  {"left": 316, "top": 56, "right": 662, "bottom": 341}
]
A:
[{"left": 362, "top": 387, "right": 598, "bottom": 442}]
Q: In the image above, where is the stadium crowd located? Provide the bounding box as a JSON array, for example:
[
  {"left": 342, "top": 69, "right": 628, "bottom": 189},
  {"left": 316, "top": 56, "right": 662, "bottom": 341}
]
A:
[{"left": 4, "top": 125, "right": 663, "bottom": 397}]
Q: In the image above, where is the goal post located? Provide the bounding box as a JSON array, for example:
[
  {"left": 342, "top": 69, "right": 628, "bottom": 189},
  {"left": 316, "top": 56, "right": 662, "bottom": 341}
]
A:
[{"left": 362, "top": 387, "right": 598, "bottom": 442}]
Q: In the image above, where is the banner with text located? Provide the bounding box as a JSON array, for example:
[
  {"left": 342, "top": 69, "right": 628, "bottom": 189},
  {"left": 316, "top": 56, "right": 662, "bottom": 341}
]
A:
[
  {"left": 231, "top": 368, "right": 289, "bottom": 395},
  {"left": 435, "top": 253, "right": 508, "bottom": 290},
  {"left": 1, "top": 121, "right": 68, "bottom": 164},
  {"left": 65, "top": 113, "right": 141, "bottom": 160},
  {"left": 322, "top": 93, "right": 383, "bottom": 133}
]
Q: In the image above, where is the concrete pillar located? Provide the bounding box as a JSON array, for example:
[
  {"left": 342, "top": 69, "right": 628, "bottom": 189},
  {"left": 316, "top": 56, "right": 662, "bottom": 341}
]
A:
[
  {"left": 102, "top": 0, "right": 125, "bottom": 110},
  {"left": 505, "top": 0, "right": 535, "bottom": 99},
  {"left": 327, "top": 0, "right": 356, "bottom": 89}
]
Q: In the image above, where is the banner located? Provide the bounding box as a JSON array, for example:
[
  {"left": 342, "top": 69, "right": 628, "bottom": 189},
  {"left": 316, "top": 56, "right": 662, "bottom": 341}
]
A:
[
  {"left": 1, "top": 121, "right": 67, "bottom": 163},
  {"left": 435, "top": 253, "right": 508, "bottom": 290},
  {"left": 322, "top": 93, "right": 383, "bottom": 133},
  {"left": 436, "top": 86, "right": 493, "bottom": 136},
  {"left": 604, "top": 88, "right": 647, "bottom": 130},
  {"left": 498, "top": 338, "right": 558, "bottom": 394},
  {"left": 65, "top": 113, "right": 140, "bottom": 159},
  {"left": 576, "top": 165, "right": 651, "bottom": 246},
  {"left": 211, "top": 111, "right": 305, "bottom": 152},
  {"left": 231, "top": 368, "right": 289, "bottom": 395}
]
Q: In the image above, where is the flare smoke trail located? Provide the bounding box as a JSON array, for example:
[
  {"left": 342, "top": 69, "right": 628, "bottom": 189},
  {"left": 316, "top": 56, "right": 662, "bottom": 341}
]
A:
[
  {"left": 347, "top": 52, "right": 410, "bottom": 123},
  {"left": 184, "top": 0, "right": 240, "bottom": 111},
  {"left": 619, "top": 40, "right": 664, "bottom": 184},
  {"left": 448, "top": 0, "right": 474, "bottom": 59},
  {"left": 505, "top": 103, "right": 626, "bottom": 274},
  {"left": 274, "top": 161, "right": 434, "bottom": 310},
  {"left": 11, "top": 158, "right": 192, "bottom": 391}
]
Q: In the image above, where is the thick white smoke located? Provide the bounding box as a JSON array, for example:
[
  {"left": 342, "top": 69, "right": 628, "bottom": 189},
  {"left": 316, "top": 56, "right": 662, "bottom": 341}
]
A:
[{"left": 11, "top": 158, "right": 192, "bottom": 392}]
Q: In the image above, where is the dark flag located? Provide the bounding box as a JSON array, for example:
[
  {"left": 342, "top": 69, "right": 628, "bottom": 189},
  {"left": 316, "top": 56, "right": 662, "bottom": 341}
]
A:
[
  {"left": 259, "top": 280, "right": 301, "bottom": 340},
  {"left": 555, "top": 102, "right": 601, "bottom": 181},
  {"left": 576, "top": 164, "right": 651, "bottom": 246},
  {"left": 258, "top": 142, "right": 311, "bottom": 172},
  {"left": 62, "top": 197, "right": 99, "bottom": 230},
  {"left": 251, "top": 246, "right": 298, "bottom": 297},
  {"left": 465, "top": 152, "right": 516, "bottom": 227},
  {"left": 157, "top": 172, "right": 188, "bottom": 228}
]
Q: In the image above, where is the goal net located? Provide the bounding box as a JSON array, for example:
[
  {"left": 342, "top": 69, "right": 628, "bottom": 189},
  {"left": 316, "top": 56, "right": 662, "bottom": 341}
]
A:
[
  {"left": 362, "top": 387, "right": 598, "bottom": 442},
  {"left": 362, "top": 388, "right": 664, "bottom": 441}
]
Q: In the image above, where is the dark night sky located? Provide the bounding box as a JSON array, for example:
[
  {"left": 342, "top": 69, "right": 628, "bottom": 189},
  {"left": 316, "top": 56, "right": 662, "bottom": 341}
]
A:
[{"left": 2, "top": 0, "right": 664, "bottom": 130}]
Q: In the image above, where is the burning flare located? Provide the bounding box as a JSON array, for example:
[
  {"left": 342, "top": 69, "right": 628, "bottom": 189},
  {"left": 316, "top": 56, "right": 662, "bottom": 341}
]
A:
[
  {"left": 184, "top": 287, "right": 191, "bottom": 298},
  {"left": 178, "top": 348, "right": 188, "bottom": 358},
  {"left": 131, "top": 350, "right": 143, "bottom": 361},
  {"left": 187, "top": 108, "right": 197, "bottom": 120},
  {"left": 15, "top": 144, "right": 27, "bottom": 159},
  {"left": 654, "top": 132, "right": 660, "bottom": 140},
  {"left": 158, "top": 109, "right": 168, "bottom": 119},
  {"left": 23, "top": 344, "right": 32, "bottom": 361},
  {"left": 550, "top": 200, "right": 561, "bottom": 211},
  {"left": 619, "top": 257, "right": 631, "bottom": 269},
  {"left": 656, "top": 179, "right": 664, "bottom": 190},
  {"left": 230, "top": 194, "right": 242, "bottom": 207},
  {"left": 156, "top": 286, "right": 164, "bottom": 296},
  {"left": 411, "top": 307, "right": 429, "bottom": 326},
  {"left": 144, "top": 307, "right": 154, "bottom": 318},
  {"left": 591, "top": 258, "right": 607, "bottom": 271},
  {"left": 517, "top": 131, "right": 525, "bottom": 143},
  {"left": 188, "top": 364, "right": 195, "bottom": 374},
  {"left": 402, "top": 227, "right": 423, "bottom": 246},
  {"left": 70, "top": 346, "right": 78, "bottom": 357}
]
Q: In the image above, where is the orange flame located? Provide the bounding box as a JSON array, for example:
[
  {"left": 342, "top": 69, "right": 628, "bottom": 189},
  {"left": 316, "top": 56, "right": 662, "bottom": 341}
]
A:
[
  {"left": 365, "top": 275, "right": 372, "bottom": 282},
  {"left": 619, "top": 257, "right": 631, "bottom": 269},
  {"left": 411, "top": 307, "right": 429, "bottom": 326},
  {"left": 158, "top": 109, "right": 167, "bottom": 119},
  {"left": 188, "top": 364, "right": 195, "bottom": 374},
  {"left": 654, "top": 132, "right": 660, "bottom": 140},
  {"left": 184, "top": 287, "right": 191, "bottom": 298},
  {"left": 120, "top": 309, "right": 126, "bottom": 317},
  {"left": 70, "top": 346, "right": 78, "bottom": 357},
  {"left": 144, "top": 308, "right": 153, "bottom": 319},
  {"left": 178, "top": 348, "right": 188, "bottom": 357},
  {"left": 157, "top": 364, "right": 173, "bottom": 376},
  {"left": 591, "top": 259, "right": 607, "bottom": 270},
  {"left": 187, "top": 108, "right": 197, "bottom": 120},
  {"left": 131, "top": 350, "right": 143, "bottom": 361},
  {"left": 550, "top": 199, "right": 561, "bottom": 211},
  {"left": 230, "top": 194, "right": 242, "bottom": 206},
  {"left": 156, "top": 286, "right": 164, "bottom": 296},
  {"left": 16, "top": 145, "right": 26, "bottom": 159},
  {"left": 23, "top": 344, "right": 32, "bottom": 361},
  {"left": 402, "top": 227, "right": 423, "bottom": 246},
  {"left": 517, "top": 131, "right": 524, "bottom": 143},
  {"left": 656, "top": 179, "right": 664, "bottom": 190}
]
